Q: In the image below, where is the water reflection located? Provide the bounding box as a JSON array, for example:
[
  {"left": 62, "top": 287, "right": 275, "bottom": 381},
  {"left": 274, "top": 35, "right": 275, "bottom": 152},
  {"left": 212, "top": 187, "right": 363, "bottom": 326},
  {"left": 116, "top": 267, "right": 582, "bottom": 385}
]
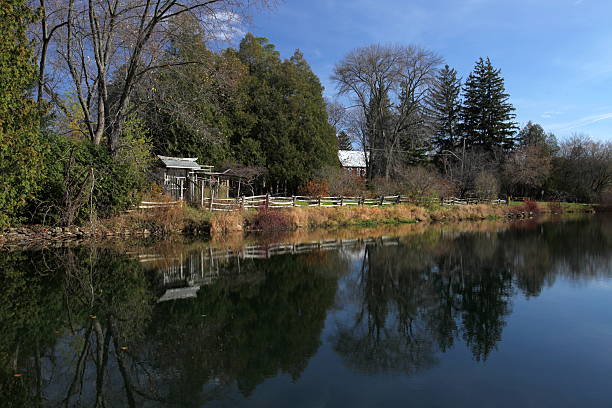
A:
[{"left": 1, "top": 216, "right": 612, "bottom": 406}]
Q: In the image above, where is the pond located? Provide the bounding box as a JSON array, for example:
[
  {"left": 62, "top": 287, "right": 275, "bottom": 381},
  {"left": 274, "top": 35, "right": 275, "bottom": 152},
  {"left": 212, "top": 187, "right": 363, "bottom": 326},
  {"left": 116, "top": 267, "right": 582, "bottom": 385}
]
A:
[{"left": 1, "top": 215, "right": 612, "bottom": 407}]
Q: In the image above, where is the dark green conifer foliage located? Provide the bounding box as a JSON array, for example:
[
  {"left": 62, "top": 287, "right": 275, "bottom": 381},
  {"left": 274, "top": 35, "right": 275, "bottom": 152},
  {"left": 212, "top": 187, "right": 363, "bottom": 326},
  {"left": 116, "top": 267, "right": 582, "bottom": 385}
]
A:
[
  {"left": 426, "top": 65, "right": 462, "bottom": 154},
  {"left": 235, "top": 34, "right": 338, "bottom": 190},
  {"left": 131, "top": 16, "right": 243, "bottom": 165},
  {"left": 460, "top": 57, "right": 517, "bottom": 151},
  {"left": 0, "top": 0, "right": 45, "bottom": 227},
  {"left": 337, "top": 131, "right": 352, "bottom": 150},
  {"left": 517, "top": 121, "right": 558, "bottom": 155},
  {"left": 366, "top": 90, "right": 394, "bottom": 179}
]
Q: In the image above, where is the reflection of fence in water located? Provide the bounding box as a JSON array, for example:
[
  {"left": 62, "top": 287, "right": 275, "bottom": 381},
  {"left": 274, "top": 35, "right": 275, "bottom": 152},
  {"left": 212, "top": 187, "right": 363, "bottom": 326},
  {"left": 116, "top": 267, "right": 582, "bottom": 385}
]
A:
[{"left": 137, "top": 236, "right": 401, "bottom": 301}]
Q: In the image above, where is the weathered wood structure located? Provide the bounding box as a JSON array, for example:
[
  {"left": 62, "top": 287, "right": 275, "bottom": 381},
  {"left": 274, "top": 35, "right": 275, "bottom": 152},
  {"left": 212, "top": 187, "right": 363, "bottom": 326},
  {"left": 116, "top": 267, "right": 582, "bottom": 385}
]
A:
[{"left": 154, "top": 155, "right": 232, "bottom": 203}]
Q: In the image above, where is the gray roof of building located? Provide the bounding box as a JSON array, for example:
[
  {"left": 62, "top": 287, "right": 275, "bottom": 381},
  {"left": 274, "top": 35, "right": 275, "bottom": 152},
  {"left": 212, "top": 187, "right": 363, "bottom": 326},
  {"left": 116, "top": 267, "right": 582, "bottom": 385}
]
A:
[{"left": 157, "top": 155, "right": 202, "bottom": 170}]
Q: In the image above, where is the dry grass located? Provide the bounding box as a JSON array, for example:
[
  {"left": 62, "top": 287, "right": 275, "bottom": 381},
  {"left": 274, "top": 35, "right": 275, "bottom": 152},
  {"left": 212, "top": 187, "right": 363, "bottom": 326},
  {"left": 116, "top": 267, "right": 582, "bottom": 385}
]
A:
[
  {"left": 206, "top": 204, "right": 515, "bottom": 236},
  {"left": 99, "top": 204, "right": 186, "bottom": 234},
  {"left": 243, "top": 204, "right": 429, "bottom": 231},
  {"left": 429, "top": 204, "right": 507, "bottom": 222},
  {"left": 209, "top": 211, "right": 245, "bottom": 234}
]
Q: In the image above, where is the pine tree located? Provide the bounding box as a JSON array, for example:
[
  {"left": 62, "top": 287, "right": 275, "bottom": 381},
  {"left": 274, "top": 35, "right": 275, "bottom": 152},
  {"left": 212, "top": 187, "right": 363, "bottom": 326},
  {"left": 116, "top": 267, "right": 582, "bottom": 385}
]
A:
[
  {"left": 0, "top": 0, "right": 45, "bottom": 227},
  {"left": 425, "top": 65, "right": 462, "bottom": 155},
  {"left": 337, "top": 131, "right": 352, "bottom": 150},
  {"left": 460, "top": 57, "right": 517, "bottom": 152}
]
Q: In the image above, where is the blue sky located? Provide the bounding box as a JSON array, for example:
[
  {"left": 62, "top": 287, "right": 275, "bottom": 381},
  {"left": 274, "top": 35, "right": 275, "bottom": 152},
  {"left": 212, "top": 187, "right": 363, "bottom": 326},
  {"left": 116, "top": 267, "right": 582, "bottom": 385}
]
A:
[{"left": 246, "top": 0, "right": 612, "bottom": 141}]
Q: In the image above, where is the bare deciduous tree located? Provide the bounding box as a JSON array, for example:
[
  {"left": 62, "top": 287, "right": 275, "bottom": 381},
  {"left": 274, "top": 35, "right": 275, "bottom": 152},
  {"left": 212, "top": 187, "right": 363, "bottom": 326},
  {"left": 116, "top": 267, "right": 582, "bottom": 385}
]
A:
[
  {"left": 503, "top": 145, "right": 552, "bottom": 197},
  {"left": 31, "top": 0, "right": 271, "bottom": 149},
  {"left": 553, "top": 134, "right": 612, "bottom": 202},
  {"left": 332, "top": 44, "right": 442, "bottom": 180},
  {"left": 325, "top": 98, "right": 346, "bottom": 133}
]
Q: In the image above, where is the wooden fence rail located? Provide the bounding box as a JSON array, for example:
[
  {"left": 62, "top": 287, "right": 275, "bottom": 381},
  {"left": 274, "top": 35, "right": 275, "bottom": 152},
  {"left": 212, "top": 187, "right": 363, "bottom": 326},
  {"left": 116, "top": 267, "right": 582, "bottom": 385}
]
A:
[{"left": 194, "top": 194, "right": 509, "bottom": 212}]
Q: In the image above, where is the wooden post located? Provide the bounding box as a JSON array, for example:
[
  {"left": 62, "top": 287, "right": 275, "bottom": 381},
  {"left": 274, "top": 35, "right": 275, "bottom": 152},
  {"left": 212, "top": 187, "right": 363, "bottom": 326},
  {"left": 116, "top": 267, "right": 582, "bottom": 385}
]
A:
[
  {"left": 200, "top": 180, "right": 204, "bottom": 208},
  {"left": 379, "top": 196, "right": 384, "bottom": 206},
  {"left": 340, "top": 196, "right": 344, "bottom": 206},
  {"left": 396, "top": 195, "right": 401, "bottom": 204},
  {"left": 265, "top": 193, "right": 270, "bottom": 209},
  {"left": 318, "top": 196, "right": 321, "bottom": 206},
  {"left": 179, "top": 178, "right": 184, "bottom": 201},
  {"left": 241, "top": 196, "right": 245, "bottom": 209},
  {"left": 292, "top": 196, "right": 296, "bottom": 207},
  {"left": 209, "top": 189, "right": 214, "bottom": 211}
]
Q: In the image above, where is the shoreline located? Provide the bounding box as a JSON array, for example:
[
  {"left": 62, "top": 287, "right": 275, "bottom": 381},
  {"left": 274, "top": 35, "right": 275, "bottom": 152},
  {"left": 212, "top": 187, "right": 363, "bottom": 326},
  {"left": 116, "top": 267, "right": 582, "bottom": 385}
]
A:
[{"left": 0, "top": 202, "right": 597, "bottom": 251}]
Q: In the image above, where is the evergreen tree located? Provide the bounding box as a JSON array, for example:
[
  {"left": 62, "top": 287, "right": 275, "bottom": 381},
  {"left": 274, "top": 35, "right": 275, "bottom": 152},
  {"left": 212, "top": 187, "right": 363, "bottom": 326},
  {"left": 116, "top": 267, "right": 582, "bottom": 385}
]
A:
[
  {"left": 234, "top": 34, "right": 338, "bottom": 190},
  {"left": 130, "top": 16, "right": 244, "bottom": 165},
  {"left": 337, "top": 131, "right": 352, "bottom": 150},
  {"left": 425, "top": 65, "right": 462, "bottom": 155},
  {"left": 366, "top": 90, "right": 394, "bottom": 179},
  {"left": 517, "top": 121, "right": 558, "bottom": 155},
  {"left": 0, "top": 0, "right": 45, "bottom": 227},
  {"left": 460, "top": 57, "right": 517, "bottom": 152}
]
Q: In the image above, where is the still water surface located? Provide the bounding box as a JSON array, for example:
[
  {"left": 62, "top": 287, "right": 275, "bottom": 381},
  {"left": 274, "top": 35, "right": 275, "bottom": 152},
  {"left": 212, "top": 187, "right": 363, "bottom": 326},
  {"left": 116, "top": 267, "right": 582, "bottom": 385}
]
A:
[{"left": 1, "top": 216, "right": 612, "bottom": 407}]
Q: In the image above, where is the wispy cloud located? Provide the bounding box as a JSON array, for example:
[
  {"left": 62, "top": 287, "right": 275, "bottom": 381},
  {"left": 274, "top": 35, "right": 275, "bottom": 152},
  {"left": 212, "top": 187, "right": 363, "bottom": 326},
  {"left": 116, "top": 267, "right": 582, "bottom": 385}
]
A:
[
  {"left": 548, "top": 112, "right": 612, "bottom": 131},
  {"left": 206, "top": 11, "right": 246, "bottom": 42},
  {"left": 541, "top": 111, "right": 562, "bottom": 119}
]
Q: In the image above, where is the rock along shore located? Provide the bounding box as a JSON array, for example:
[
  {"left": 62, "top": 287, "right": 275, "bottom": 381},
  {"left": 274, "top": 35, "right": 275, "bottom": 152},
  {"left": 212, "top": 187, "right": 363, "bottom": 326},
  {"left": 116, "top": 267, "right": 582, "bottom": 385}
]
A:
[{"left": 0, "top": 226, "right": 156, "bottom": 251}]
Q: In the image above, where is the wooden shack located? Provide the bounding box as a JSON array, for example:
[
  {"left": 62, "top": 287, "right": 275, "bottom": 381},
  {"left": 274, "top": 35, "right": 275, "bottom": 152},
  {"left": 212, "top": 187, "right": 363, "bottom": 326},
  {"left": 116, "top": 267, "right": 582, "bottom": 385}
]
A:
[{"left": 154, "top": 155, "right": 231, "bottom": 202}]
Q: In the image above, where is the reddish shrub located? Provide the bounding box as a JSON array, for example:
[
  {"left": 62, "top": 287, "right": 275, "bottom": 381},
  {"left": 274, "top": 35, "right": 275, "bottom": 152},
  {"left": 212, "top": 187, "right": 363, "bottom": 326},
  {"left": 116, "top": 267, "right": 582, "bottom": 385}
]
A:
[
  {"left": 523, "top": 199, "right": 541, "bottom": 214},
  {"left": 299, "top": 180, "right": 329, "bottom": 197},
  {"left": 250, "top": 208, "right": 292, "bottom": 231}
]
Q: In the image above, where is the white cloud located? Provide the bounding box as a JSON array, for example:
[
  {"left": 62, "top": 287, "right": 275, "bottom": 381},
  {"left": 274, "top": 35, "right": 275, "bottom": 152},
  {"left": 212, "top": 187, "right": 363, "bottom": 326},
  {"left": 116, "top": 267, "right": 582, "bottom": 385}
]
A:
[
  {"left": 206, "top": 11, "right": 246, "bottom": 42},
  {"left": 548, "top": 112, "right": 612, "bottom": 131}
]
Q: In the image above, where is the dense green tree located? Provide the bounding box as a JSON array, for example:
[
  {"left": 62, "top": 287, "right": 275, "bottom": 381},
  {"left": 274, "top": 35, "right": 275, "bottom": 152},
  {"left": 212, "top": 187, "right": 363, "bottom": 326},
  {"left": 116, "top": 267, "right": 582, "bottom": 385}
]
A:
[
  {"left": 425, "top": 65, "right": 462, "bottom": 155},
  {"left": 0, "top": 0, "right": 45, "bottom": 227},
  {"left": 130, "top": 16, "right": 245, "bottom": 166},
  {"left": 460, "top": 57, "right": 517, "bottom": 152},
  {"left": 234, "top": 34, "right": 339, "bottom": 190},
  {"left": 517, "top": 121, "right": 558, "bottom": 155}
]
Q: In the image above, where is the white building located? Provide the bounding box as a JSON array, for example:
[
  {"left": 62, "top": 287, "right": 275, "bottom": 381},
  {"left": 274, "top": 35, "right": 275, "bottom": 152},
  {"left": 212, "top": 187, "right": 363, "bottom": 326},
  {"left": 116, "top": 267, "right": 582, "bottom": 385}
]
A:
[{"left": 338, "top": 150, "right": 367, "bottom": 178}]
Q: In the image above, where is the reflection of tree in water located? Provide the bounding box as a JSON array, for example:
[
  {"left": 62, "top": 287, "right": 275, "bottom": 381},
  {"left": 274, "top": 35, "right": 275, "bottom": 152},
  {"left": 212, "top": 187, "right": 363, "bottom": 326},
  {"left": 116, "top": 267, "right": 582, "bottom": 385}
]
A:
[
  {"left": 0, "top": 247, "right": 156, "bottom": 407},
  {"left": 146, "top": 251, "right": 343, "bottom": 404},
  {"left": 334, "top": 242, "right": 441, "bottom": 375},
  {"left": 333, "top": 217, "right": 612, "bottom": 372},
  {"left": 0, "top": 246, "right": 344, "bottom": 407}
]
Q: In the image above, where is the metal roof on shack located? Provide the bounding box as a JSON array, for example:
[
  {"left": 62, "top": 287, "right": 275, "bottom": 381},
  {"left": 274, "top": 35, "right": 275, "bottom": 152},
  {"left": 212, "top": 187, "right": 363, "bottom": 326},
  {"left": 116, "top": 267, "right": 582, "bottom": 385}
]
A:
[
  {"left": 338, "top": 150, "right": 367, "bottom": 168},
  {"left": 157, "top": 155, "right": 202, "bottom": 170}
]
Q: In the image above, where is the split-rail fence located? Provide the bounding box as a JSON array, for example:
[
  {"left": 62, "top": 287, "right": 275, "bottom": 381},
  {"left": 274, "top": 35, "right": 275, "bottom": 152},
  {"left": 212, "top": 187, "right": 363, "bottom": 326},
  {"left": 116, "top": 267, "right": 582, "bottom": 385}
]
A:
[{"left": 139, "top": 194, "right": 508, "bottom": 212}]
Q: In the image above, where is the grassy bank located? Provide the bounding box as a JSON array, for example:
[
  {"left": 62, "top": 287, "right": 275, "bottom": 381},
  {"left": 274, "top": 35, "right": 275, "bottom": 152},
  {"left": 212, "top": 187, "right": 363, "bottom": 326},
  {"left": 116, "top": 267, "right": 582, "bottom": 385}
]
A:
[
  {"left": 209, "top": 201, "right": 597, "bottom": 234},
  {"left": 0, "top": 200, "right": 598, "bottom": 249}
]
